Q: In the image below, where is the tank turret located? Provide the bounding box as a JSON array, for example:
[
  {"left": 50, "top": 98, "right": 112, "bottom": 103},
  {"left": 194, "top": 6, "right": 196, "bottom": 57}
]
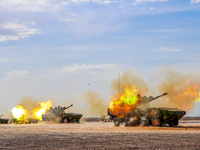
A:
[
  {"left": 137, "top": 92, "right": 168, "bottom": 108},
  {"left": 146, "top": 92, "right": 168, "bottom": 102},
  {"left": 48, "top": 104, "right": 73, "bottom": 115}
]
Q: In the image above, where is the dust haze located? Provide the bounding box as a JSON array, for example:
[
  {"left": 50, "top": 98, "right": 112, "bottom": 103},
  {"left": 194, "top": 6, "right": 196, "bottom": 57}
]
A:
[
  {"left": 111, "top": 69, "right": 148, "bottom": 96},
  {"left": 9, "top": 66, "right": 200, "bottom": 118},
  {"left": 83, "top": 90, "right": 107, "bottom": 117},
  {"left": 155, "top": 66, "right": 200, "bottom": 111},
  {"left": 61, "top": 90, "right": 107, "bottom": 117}
]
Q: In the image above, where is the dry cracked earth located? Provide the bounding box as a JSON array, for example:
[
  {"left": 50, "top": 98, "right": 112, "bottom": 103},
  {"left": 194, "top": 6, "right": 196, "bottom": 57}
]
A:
[{"left": 0, "top": 122, "right": 200, "bottom": 150}]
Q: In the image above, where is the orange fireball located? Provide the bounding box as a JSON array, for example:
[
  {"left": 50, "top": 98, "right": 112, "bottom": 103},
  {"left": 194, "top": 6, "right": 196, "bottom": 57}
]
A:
[
  {"left": 108, "top": 84, "right": 139, "bottom": 110},
  {"left": 11, "top": 106, "right": 26, "bottom": 119},
  {"left": 32, "top": 100, "right": 52, "bottom": 120},
  {"left": 11, "top": 100, "right": 53, "bottom": 121}
]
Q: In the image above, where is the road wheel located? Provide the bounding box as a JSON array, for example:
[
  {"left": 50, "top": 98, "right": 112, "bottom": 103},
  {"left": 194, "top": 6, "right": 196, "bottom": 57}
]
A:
[
  {"left": 62, "top": 118, "right": 69, "bottom": 123},
  {"left": 152, "top": 117, "right": 162, "bottom": 126},
  {"left": 169, "top": 120, "right": 178, "bottom": 127},
  {"left": 124, "top": 117, "right": 130, "bottom": 127},
  {"left": 114, "top": 118, "right": 120, "bottom": 127}
]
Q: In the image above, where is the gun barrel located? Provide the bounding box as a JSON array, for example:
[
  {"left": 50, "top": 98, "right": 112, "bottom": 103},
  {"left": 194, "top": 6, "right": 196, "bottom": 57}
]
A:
[
  {"left": 147, "top": 92, "right": 168, "bottom": 102},
  {"left": 63, "top": 104, "right": 73, "bottom": 110}
]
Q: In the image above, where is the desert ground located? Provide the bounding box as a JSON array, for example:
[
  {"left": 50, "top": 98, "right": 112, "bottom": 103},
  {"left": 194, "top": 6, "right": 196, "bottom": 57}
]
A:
[{"left": 0, "top": 120, "right": 200, "bottom": 150}]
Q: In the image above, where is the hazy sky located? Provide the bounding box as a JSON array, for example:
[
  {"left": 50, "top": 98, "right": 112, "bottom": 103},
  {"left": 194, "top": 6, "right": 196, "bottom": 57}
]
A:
[{"left": 0, "top": 0, "right": 200, "bottom": 117}]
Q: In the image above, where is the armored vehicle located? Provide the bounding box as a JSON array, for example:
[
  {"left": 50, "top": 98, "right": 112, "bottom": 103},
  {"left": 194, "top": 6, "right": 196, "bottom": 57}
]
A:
[
  {"left": 42, "top": 104, "right": 82, "bottom": 123},
  {"left": 0, "top": 114, "right": 9, "bottom": 124},
  {"left": 108, "top": 92, "right": 186, "bottom": 127}
]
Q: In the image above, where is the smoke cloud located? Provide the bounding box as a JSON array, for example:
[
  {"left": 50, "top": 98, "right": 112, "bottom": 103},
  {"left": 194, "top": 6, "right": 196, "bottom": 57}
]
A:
[
  {"left": 19, "top": 96, "right": 40, "bottom": 112},
  {"left": 83, "top": 90, "right": 107, "bottom": 117},
  {"left": 111, "top": 69, "right": 148, "bottom": 96},
  {"left": 156, "top": 66, "right": 200, "bottom": 111}
]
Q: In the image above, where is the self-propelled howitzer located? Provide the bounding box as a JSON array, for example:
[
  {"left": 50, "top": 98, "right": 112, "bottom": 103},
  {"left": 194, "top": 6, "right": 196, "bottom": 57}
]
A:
[
  {"left": 42, "top": 104, "right": 82, "bottom": 123},
  {"left": 108, "top": 92, "right": 186, "bottom": 127},
  {"left": 0, "top": 114, "right": 9, "bottom": 124}
]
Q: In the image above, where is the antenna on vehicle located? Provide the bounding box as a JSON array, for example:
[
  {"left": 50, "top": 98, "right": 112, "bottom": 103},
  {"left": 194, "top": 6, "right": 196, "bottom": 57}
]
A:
[{"left": 118, "top": 71, "right": 120, "bottom": 100}]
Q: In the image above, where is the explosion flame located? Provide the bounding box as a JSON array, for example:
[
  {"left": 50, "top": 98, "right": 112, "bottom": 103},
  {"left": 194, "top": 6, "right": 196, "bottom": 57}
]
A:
[
  {"left": 184, "top": 86, "right": 200, "bottom": 102},
  {"left": 11, "top": 100, "right": 52, "bottom": 121},
  {"left": 194, "top": 92, "right": 200, "bottom": 102},
  {"left": 160, "top": 84, "right": 200, "bottom": 111},
  {"left": 11, "top": 106, "right": 26, "bottom": 119},
  {"left": 33, "top": 100, "right": 52, "bottom": 120},
  {"left": 109, "top": 84, "right": 139, "bottom": 110}
]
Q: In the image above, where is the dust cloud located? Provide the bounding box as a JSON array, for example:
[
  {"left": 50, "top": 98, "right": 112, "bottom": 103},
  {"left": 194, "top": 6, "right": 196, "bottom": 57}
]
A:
[
  {"left": 111, "top": 69, "right": 148, "bottom": 96},
  {"left": 19, "top": 96, "right": 40, "bottom": 112},
  {"left": 155, "top": 66, "right": 200, "bottom": 111},
  {"left": 83, "top": 90, "right": 107, "bottom": 117}
]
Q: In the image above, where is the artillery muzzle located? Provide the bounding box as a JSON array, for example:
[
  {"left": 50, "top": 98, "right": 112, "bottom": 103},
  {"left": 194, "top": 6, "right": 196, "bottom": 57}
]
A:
[{"left": 162, "top": 92, "right": 168, "bottom": 96}]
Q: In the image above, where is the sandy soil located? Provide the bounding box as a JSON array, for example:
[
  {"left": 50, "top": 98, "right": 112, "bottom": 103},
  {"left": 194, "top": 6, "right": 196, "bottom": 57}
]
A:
[{"left": 0, "top": 122, "right": 200, "bottom": 150}]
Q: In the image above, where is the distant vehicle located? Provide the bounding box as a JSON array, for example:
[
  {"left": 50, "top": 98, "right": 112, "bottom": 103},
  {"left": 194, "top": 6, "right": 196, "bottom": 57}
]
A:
[
  {"left": 108, "top": 92, "right": 186, "bottom": 127},
  {"left": 42, "top": 104, "right": 83, "bottom": 123},
  {"left": 0, "top": 114, "right": 9, "bottom": 124},
  {"left": 99, "top": 115, "right": 111, "bottom": 122}
]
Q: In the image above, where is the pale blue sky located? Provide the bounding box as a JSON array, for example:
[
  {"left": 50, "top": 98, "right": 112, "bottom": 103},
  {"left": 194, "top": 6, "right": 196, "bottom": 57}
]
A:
[{"left": 0, "top": 0, "right": 200, "bottom": 117}]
